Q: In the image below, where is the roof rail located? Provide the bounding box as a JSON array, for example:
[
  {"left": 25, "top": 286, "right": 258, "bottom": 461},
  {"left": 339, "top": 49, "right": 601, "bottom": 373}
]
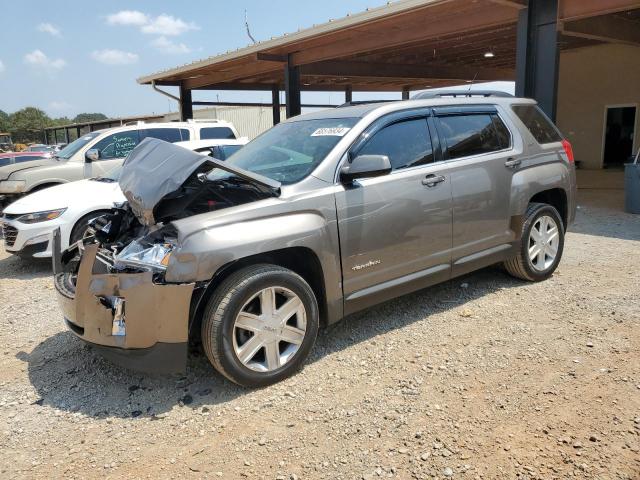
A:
[
  {"left": 336, "top": 100, "right": 397, "bottom": 108},
  {"left": 412, "top": 90, "right": 514, "bottom": 100},
  {"left": 187, "top": 118, "right": 222, "bottom": 123}
]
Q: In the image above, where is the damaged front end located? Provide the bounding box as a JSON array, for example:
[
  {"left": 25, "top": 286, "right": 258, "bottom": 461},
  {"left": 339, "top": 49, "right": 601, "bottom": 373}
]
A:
[{"left": 52, "top": 139, "right": 280, "bottom": 373}]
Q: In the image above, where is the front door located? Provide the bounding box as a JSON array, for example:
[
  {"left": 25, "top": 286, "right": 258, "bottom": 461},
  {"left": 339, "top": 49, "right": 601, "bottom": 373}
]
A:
[
  {"left": 84, "top": 130, "right": 140, "bottom": 177},
  {"left": 335, "top": 113, "right": 453, "bottom": 313}
]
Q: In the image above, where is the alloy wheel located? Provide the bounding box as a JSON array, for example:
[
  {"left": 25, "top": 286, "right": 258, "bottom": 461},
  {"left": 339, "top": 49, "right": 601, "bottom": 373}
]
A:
[
  {"left": 528, "top": 215, "right": 559, "bottom": 271},
  {"left": 232, "top": 286, "right": 307, "bottom": 372}
]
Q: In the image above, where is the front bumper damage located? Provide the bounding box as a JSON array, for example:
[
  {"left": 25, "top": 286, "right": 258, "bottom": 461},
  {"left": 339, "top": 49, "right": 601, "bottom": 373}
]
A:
[{"left": 53, "top": 230, "right": 195, "bottom": 373}]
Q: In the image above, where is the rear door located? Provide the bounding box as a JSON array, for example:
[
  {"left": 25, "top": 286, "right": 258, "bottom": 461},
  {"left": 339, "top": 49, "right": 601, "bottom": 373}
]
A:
[
  {"left": 335, "top": 110, "right": 454, "bottom": 313},
  {"left": 433, "top": 106, "right": 517, "bottom": 274}
]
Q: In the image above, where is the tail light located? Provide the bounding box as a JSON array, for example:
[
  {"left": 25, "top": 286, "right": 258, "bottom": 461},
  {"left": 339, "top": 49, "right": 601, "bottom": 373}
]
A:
[{"left": 561, "top": 139, "right": 574, "bottom": 163}]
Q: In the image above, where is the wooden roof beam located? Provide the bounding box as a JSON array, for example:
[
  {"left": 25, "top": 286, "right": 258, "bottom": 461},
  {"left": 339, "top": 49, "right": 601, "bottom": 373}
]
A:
[
  {"left": 561, "top": 14, "right": 640, "bottom": 46},
  {"left": 559, "top": 0, "right": 640, "bottom": 21},
  {"left": 289, "top": 5, "right": 519, "bottom": 66},
  {"left": 301, "top": 60, "right": 515, "bottom": 81},
  {"left": 486, "top": 0, "right": 527, "bottom": 9}
]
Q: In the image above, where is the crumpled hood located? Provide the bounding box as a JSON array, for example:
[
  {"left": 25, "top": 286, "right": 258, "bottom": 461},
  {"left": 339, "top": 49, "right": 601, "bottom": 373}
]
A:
[
  {"left": 0, "top": 158, "right": 59, "bottom": 180},
  {"left": 119, "top": 138, "right": 280, "bottom": 227}
]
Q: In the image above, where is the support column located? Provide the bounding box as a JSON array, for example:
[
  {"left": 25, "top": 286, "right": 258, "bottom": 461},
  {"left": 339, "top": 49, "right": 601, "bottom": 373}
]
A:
[
  {"left": 179, "top": 82, "right": 193, "bottom": 121},
  {"left": 76, "top": 126, "right": 81, "bottom": 139},
  {"left": 515, "top": 0, "right": 559, "bottom": 120},
  {"left": 271, "top": 85, "right": 281, "bottom": 125},
  {"left": 345, "top": 85, "right": 353, "bottom": 104},
  {"left": 285, "top": 55, "right": 301, "bottom": 118},
  {"left": 402, "top": 87, "right": 410, "bottom": 100},
  {"left": 43, "top": 130, "right": 48, "bottom": 145},
  {"left": 64, "top": 128, "right": 69, "bottom": 144}
]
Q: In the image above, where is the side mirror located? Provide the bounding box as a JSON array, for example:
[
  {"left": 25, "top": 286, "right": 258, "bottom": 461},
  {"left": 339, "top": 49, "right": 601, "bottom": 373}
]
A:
[
  {"left": 85, "top": 149, "right": 99, "bottom": 163},
  {"left": 340, "top": 154, "right": 392, "bottom": 183}
]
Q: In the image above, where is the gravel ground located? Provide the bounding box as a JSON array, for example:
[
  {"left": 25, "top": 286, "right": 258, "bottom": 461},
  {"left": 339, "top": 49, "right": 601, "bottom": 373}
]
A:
[{"left": 1, "top": 189, "right": 639, "bottom": 480}]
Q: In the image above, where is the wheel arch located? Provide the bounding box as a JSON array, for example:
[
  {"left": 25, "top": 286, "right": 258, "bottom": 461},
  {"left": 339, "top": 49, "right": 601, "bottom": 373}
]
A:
[
  {"left": 529, "top": 188, "right": 568, "bottom": 229},
  {"left": 189, "top": 246, "right": 328, "bottom": 341},
  {"left": 27, "top": 181, "right": 65, "bottom": 193},
  {"left": 69, "top": 209, "right": 113, "bottom": 244}
]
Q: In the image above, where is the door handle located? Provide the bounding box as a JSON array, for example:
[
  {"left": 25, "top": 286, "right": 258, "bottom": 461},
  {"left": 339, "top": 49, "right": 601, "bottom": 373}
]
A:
[
  {"left": 505, "top": 158, "right": 522, "bottom": 168},
  {"left": 422, "top": 174, "right": 445, "bottom": 187}
]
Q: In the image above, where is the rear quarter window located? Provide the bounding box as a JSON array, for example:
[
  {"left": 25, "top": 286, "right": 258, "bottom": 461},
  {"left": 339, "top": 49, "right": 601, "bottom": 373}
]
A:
[
  {"left": 139, "top": 128, "right": 190, "bottom": 143},
  {"left": 199, "top": 127, "right": 236, "bottom": 140},
  {"left": 512, "top": 105, "right": 562, "bottom": 144}
]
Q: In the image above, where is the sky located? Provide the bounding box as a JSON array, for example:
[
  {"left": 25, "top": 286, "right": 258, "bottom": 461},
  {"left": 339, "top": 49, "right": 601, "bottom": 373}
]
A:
[{"left": 0, "top": 0, "right": 514, "bottom": 119}]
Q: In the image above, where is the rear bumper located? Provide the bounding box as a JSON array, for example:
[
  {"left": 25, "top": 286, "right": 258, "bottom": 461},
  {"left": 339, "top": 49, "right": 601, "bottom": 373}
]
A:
[{"left": 54, "top": 238, "right": 195, "bottom": 374}]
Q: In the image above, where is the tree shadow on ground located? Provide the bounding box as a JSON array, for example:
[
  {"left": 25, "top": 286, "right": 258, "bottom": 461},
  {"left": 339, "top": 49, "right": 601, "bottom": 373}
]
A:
[{"left": 22, "top": 265, "right": 526, "bottom": 420}]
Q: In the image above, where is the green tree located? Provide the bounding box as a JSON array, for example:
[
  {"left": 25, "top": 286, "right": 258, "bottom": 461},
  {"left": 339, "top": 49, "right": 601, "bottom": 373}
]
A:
[
  {"left": 73, "top": 113, "right": 108, "bottom": 123},
  {"left": 8, "top": 107, "right": 52, "bottom": 143},
  {"left": 0, "top": 109, "right": 9, "bottom": 132}
]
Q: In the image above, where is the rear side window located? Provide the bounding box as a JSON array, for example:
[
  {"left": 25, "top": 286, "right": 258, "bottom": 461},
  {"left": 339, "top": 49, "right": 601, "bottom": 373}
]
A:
[
  {"left": 200, "top": 127, "right": 236, "bottom": 140},
  {"left": 357, "top": 118, "right": 434, "bottom": 170},
  {"left": 437, "top": 114, "right": 509, "bottom": 160},
  {"left": 512, "top": 105, "right": 561, "bottom": 144},
  {"left": 139, "top": 128, "right": 189, "bottom": 143}
]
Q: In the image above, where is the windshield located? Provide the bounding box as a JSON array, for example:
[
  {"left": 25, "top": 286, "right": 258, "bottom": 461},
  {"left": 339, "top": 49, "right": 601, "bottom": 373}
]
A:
[
  {"left": 93, "top": 165, "right": 122, "bottom": 182},
  {"left": 56, "top": 132, "right": 101, "bottom": 159},
  {"left": 207, "top": 118, "right": 358, "bottom": 185}
]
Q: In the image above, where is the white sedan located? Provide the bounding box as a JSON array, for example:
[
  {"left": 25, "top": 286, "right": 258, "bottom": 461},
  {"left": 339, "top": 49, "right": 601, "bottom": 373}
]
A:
[{"left": 1, "top": 139, "right": 246, "bottom": 258}]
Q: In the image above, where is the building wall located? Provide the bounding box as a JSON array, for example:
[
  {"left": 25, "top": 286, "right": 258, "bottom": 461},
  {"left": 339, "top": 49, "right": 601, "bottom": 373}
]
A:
[
  {"left": 557, "top": 43, "right": 640, "bottom": 169},
  {"left": 164, "top": 106, "right": 287, "bottom": 140}
]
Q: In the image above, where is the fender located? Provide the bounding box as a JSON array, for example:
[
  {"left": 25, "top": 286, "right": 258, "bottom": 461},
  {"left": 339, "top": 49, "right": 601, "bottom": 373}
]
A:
[
  {"left": 166, "top": 192, "right": 344, "bottom": 323},
  {"left": 509, "top": 161, "right": 571, "bottom": 220}
]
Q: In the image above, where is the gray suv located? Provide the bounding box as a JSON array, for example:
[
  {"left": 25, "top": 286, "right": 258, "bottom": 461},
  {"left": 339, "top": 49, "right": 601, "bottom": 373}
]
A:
[{"left": 54, "top": 95, "right": 576, "bottom": 387}]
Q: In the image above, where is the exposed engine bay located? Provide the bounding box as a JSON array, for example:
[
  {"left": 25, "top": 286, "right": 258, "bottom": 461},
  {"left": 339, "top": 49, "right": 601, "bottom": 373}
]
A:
[{"left": 58, "top": 138, "right": 280, "bottom": 283}]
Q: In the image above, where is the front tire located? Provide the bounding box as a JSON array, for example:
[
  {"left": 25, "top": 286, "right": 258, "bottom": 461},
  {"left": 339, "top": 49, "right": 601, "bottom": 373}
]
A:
[
  {"left": 201, "top": 264, "right": 319, "bottom": 387},
  {"left": 504, "top": 202, "right": 565, "bottom": 282}
]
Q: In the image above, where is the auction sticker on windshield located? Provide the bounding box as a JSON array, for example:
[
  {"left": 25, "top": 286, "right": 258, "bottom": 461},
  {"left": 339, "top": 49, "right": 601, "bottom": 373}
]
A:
[{"left": 311, "top": 127, "right": 351, "bottom": 137}]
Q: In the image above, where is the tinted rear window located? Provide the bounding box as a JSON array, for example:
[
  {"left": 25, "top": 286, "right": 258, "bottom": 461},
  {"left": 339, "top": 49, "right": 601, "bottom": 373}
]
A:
[
  {"left": 512, "top": 105, "right": 562, "bottom": 144},
  {"left": 200, "top": 127, "right": 236, "bottom": 140},
  {"left": 139, "top": 128, "right": 190, "bottom": 143},
  {"left": 437, "top": 114, "right": 510, "bottom": 160}
]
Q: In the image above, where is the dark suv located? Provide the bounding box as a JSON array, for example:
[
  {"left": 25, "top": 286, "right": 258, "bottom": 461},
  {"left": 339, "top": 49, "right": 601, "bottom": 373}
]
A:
[{"left": 54, "top": 94, "right": 576, "bottom": 387}]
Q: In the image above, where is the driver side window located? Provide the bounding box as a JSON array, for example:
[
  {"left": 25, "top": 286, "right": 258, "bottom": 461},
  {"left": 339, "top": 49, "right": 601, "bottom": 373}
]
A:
[
  {"left": 357, "top": 118, "right": 433, "bottom": 170},
  {"left": 92, "top": 131, "right": 140, "bottom": 160}
]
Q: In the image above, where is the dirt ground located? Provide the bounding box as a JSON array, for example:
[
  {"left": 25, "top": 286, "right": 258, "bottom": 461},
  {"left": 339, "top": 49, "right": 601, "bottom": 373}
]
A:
[{"left": 1, "top": 188, "right": 639, "bottom": 480}]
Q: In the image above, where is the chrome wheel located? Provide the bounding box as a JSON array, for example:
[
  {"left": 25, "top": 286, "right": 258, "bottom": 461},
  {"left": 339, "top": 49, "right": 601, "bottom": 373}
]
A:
[
  {"left": 528, "top": 215, "right": 559, "bottom": 271},
  {"left": 232, "top": 286, "right": 307, "bottom": 372}
]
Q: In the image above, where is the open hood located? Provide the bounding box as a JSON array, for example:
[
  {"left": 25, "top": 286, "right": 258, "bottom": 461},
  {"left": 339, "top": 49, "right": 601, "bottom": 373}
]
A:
[{"left": 119, "top": 138, "right": 280, "bottom": 226}]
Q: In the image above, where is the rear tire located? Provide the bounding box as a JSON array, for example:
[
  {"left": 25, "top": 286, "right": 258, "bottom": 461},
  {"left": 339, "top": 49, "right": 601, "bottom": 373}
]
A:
[
  {"left": 201, "top": 264, "right": 319, "bottom": 387},
  {"left": 504, "top": 202, "right": 565, "bottom": 282}
]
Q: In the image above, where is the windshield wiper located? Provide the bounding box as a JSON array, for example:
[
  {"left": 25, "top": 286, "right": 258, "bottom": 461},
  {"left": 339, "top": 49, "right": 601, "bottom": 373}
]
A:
[{"left": 91, "top": 177, "right": 117, "bottom": 183}]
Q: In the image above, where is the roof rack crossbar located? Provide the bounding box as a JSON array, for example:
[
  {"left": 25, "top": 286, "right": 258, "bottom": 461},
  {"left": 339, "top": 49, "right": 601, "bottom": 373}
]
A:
[{"left": 412, "top": 90, "right": 513, "bottom": 100}]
